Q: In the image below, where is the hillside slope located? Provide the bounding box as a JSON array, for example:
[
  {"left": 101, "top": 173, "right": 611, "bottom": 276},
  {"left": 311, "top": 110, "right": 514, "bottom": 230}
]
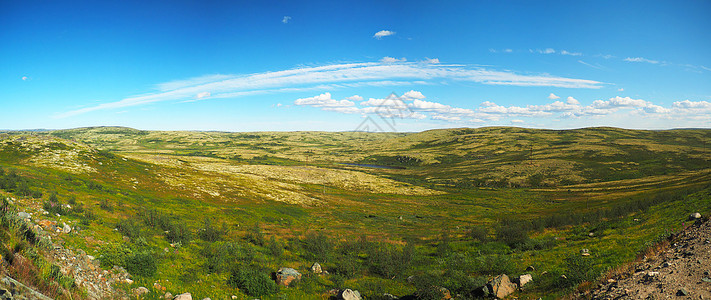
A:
[{"left": 0, "top": 127, "right": 709, "bottom": 299}]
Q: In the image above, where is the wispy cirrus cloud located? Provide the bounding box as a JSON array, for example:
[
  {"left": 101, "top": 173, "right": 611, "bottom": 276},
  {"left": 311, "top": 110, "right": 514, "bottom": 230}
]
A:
[
  {"left": 56, "top": 61, "right": 604, "bottom": 118},
  {"left": 624, "top": 57, "right": 659, "bottom": 64}
]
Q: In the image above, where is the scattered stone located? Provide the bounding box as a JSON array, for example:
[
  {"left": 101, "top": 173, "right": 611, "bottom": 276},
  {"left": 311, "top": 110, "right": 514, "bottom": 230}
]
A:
[
  {"left": 275, "top": 267, "right": 302, "bottom": 287},
  {"left": 526, "top": 265, "right": 535, "bottom": 271},
  {"left": 173, "top": 293, "right": 192, "bottom": 300},
  {"left": 164, "top": 292, "right": 173, "bottom": 299},
  {"left": 135, "top": 287, "right": 149, "bottom": 296},
  {"left": 125, "top": 278, "right": 133, "bottom": 284},
  {"left": 311, "top": 262, "right": 322, "bottom": 274},
  {"left": 486, "top": 274, "right": 516, "bottom": 299},
  {"left": 677, "top": 288, "right": 689, "bottom": 296},
  {"left": 518, "top": 274, "right": 533, "bottom": 288},
  {"left": 581, "top": 248, "right": 590, "bottom": 256},
  {"left": 62, "top": 222, "right": 71, "bottom": 234},
  {"left": 701, "top": 278, "right": 711, "bottom": 283},
  {"left": 644, "top": 272, "right": 659, "bottom": 281},
  {"left": 689, "top": 213, "right": 702, "bottom": 221},
  {"left": 382, "top": 293, "right": 398, "bottom": 299},
  {"left": 17, "top": 212, "right": 31, "bottom": 219},
  {"left": 589, "top": 232, "right": 595, "bottom": 237},
  {"left": 340, "top": 288, "right": 362, "bottom": 300},
  {"left": 560, "top": 275, "right": 568, "bottom": 280}
]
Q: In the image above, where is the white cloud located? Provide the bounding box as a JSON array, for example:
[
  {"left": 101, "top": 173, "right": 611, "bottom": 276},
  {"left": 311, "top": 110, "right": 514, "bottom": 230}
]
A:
[
  {"left": 294, "top": 92, "right": 355, "bottom": 108},
  {"left": 196, "top": 91, "right": 211, "bottom": 99},
  {"left": 672, "top": 100, "right": 711, "bottom": 109},
  {"left": 591, "top": 96, "right": 649, "bottom": 109},
  {"left": 402, "top": 90, "right": 425, "bottom": 99},
  {"left": 618, "top": 88, "right": 624, "bottom": 92},
  {"left": 539, "top": 48, "right": 555, "bottom": 54},
  {"left": 504, "top": 49, "right": 513, "bottom": 53},
  {"left": 345, "top": 95, "right": 363, "bottom": 101},
  {"left": 560, "top": 50, "right": 582, "bottom": 56},
  {"left": 548, "top": 93, "right": 560, "bottom": 100},
  {"left": 295, "top": 90, "right": 711, "bottom": 126},
  {"left": 431, "top": 114, "right": 461, "bottom": 122},
  {"left": 56, "top": 61, "right": 604, "bottom": 118},
  {"left": 422, "top": 57, "right": 440, "bottom": 64},
  {"left": 373, "top": 30, "right": 395, "bottom": 39},
  {"left": 21, "top": 76, "right": 28, "bottom": 81},
  {"left": 380, "top": 56, "right": 407, "bottom": 63},
  {"left": 282, "top": 16, "right": 291, "bottom": 24},
  {"left": 624, "top": 57, "right": 659, "bottom": 64}
]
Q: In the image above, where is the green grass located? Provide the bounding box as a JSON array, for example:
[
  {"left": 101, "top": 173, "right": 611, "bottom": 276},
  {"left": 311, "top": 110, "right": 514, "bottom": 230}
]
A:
[{"left": 0, "top": 126, "right": 709, "bottom": 298}]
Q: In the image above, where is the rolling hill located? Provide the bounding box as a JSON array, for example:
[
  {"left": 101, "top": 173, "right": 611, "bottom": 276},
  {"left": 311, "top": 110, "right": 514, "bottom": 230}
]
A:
[{"left": 1, "top": 126, "right": 710, "bottom": 299}]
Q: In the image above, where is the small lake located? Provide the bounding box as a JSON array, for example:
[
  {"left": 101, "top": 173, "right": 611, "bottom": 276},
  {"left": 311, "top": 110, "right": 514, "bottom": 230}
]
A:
[{"left": 340, "top": 163, "right": 405, "bottom": 169}]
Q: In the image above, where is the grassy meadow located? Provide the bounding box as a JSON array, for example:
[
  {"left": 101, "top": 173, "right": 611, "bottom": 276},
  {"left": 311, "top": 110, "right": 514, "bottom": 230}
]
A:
[{"left": 1, "top": 126, "right": 710, "bottom": 299}]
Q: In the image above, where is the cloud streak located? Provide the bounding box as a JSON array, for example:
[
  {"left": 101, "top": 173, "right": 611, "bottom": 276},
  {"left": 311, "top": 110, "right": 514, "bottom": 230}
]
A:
[{"left": 57, "top": 61, "right": 604, "bottom": 118}]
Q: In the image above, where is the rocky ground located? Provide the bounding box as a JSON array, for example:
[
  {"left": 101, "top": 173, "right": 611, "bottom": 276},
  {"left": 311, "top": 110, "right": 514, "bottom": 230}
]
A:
[
  {"left": 585, "top": 215, "right": 711, "bottom": 300},
  {"left": 2, "top": 197, "right": 130, "bottom": 299}
]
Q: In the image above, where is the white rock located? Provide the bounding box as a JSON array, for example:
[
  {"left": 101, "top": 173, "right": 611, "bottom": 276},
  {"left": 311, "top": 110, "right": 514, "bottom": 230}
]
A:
[
  {"left": 174, "top": 293, "right": 192, "bottom": 300},
  {"left": 518, "top": 274, "right": 533, "bottom": 288}
]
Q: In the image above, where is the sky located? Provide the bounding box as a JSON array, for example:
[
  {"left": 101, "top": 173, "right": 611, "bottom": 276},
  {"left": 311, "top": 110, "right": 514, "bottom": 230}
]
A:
[{"left": 1, "top": 0, "right": 710, "bottom": 132}]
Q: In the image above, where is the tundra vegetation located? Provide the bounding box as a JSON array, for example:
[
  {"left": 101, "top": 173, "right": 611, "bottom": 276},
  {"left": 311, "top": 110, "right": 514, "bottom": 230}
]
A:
[{"left": 0, "top": 126, "right": 710, "bottom": 299}]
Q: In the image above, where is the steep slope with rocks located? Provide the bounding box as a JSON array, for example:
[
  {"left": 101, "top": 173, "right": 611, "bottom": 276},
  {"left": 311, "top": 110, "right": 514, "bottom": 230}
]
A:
[{"left": 586, "top": 214, "right": 711, "bottom": 299}]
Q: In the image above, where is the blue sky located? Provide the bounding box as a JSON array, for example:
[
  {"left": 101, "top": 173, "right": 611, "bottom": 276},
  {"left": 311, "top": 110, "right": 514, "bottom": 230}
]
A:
[{"left": 1, "top": 0, "right": 710, "bottom": 131}]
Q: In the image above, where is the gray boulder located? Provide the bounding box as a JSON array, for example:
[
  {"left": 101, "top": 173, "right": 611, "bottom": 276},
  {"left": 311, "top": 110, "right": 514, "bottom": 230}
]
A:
[
  {"left": 17, "top": 212, "right": 31, "bottom": 219},
  {"left": 276, "top": 267, "right": 302, "bottom": 287}
]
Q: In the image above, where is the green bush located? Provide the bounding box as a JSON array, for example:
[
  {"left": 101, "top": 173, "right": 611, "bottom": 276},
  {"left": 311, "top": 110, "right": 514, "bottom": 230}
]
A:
[
  {"left": 246, "top": 223, "right": 264, "bottom": 246},
  {"left": 198, "top": 217, "right": 227, "bottom": 242},
  {"left": 125, "top": 252, "right": 157, "bottom": 277},
  {"left": 116, "top": 218, "right": 142, "bottom": 240},
  {"left": 303, "top": 232, "right": 332, "bottom": 262},
  {"left": 468, "top": 225, "right": 489, "bottom": 242},
  {"left": 202, "top": 242, "right": 253, "bottom": 274},
  {"left": 99, "top": 199, "right": 113, "bottom": 212},
  {"left": 267, "top": 236, "right": 283, "bottom": 259},
  {"left": 496, "top": 223, "right": 530, "bottom": 248},
  {"left": 366, "top": 242, "right": 413, "bottom": 279},
  {"left": 98, "top": 243, "right": 132, "bottom": 269},
  {"left": 227, "top": 266, "right": 278, "bottom": 297},
  {"left": 166, "top": 221, "right": 192, "bottom": 244}
]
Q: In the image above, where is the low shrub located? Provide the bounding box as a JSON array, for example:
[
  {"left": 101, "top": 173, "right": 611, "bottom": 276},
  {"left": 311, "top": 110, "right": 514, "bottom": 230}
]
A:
[
  {"left": 227, "top": 266, "right": 278, "bottom": 297},
  {"left": 124, "top": 252, "right": 157, "bottom": 277}
]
